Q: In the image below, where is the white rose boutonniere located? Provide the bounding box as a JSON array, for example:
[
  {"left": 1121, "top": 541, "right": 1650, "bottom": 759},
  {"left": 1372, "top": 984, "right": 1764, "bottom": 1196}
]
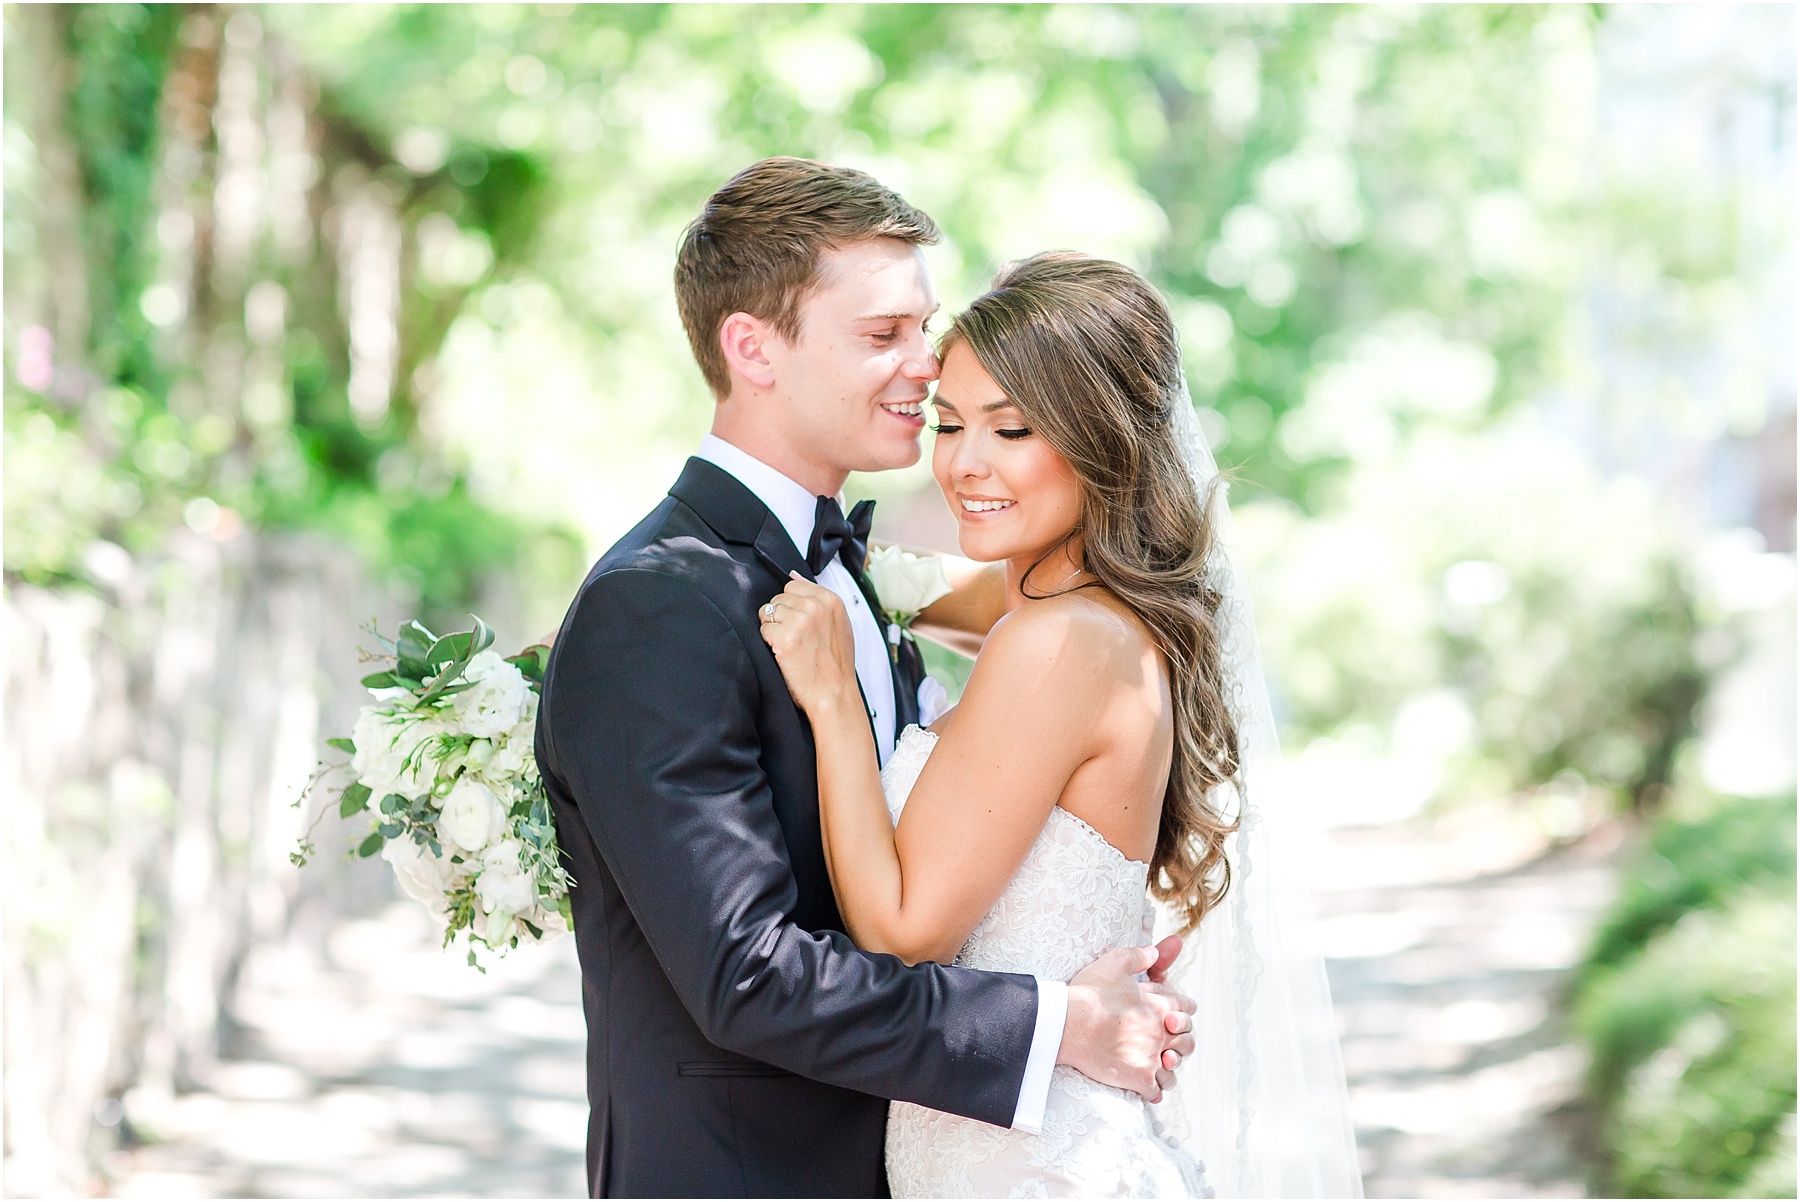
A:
[{"left": 865, "top": 545, "right": 953, "bottom": 662}]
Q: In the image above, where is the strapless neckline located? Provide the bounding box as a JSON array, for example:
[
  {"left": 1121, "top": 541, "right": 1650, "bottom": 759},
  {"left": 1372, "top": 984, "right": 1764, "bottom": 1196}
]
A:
[{"left": 885, "top": 724, "right": 1150, "bottom": 868}]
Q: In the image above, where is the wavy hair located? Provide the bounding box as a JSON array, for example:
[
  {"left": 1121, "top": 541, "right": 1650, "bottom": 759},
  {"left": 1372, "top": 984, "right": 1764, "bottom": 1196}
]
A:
[{"left": 942, "top": 252, "right": 1240, "bottom": 933}]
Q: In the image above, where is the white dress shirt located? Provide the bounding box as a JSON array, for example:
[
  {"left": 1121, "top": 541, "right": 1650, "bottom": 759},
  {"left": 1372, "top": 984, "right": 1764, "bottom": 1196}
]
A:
[{"left": 694, "top": 434, "right": 1066, "bottom": 1133}]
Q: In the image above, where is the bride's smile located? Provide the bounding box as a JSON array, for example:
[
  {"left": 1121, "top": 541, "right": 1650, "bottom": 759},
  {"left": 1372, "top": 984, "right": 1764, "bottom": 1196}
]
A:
[{"left": 931, "top": 341, "right": 1084, "bottom": 575}]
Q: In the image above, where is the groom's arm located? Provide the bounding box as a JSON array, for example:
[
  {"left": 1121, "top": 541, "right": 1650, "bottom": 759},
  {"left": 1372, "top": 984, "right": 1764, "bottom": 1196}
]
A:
[{"left": 543, "top": 565, "right": 1038, "bottom": 1126}]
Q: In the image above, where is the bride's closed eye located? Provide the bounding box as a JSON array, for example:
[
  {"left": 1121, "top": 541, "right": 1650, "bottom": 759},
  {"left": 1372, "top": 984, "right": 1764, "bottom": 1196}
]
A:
[{"left": 927, "top": 411, "right": 1031, "bottom": 440}]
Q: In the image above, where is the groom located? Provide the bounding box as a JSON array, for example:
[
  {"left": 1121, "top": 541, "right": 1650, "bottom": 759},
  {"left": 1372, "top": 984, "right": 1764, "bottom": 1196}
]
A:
[{"left": 538, "top": 158, "right": 1195, "bottom": 1198}]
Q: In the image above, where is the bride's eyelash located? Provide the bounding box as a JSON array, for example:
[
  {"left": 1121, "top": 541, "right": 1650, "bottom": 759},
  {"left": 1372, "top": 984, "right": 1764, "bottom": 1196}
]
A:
[
  {"left": 930, "top": 421, "right": 963, "bottom": 435},
  {"left": 997, "top": 427, "right": 1032, "bottom": 440}
]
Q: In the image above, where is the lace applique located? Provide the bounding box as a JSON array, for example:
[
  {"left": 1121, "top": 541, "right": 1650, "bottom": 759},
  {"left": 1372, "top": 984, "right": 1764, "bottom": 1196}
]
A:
[{"left": 879, "top": 725, "right": 1212, "bottom": 1198}]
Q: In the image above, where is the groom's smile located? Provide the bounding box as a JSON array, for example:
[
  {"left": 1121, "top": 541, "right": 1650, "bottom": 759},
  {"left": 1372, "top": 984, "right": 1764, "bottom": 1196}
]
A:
[
  {"left": 878, "top": 396, "right": 928, "bottom": 427},
  {"left": 749, "top": 237, "right": 942, "bottom": 488}
]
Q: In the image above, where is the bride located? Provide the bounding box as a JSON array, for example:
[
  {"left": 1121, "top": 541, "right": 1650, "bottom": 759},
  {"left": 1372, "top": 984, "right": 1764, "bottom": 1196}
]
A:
[{"left": 758, "top": 252, "right": 1361, "bottom": 1198}]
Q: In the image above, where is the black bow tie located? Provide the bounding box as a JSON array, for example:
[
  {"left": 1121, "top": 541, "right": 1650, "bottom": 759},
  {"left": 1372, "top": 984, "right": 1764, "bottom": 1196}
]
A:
[{"left": 807, "top": 496, "right": 875, "bottom": 577}]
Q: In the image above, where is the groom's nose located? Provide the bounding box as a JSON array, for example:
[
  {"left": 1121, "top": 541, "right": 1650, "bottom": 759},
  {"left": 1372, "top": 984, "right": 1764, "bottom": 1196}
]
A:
[{"left": 900, "top": 336, "right": 940, "bottom": 383}]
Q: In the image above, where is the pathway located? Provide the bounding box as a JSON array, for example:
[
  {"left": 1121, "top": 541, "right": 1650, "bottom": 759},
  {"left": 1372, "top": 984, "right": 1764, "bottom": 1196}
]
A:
[
  {"left": 112, "top": 905, "right": 590, "bottom": 1198},
  {"left": 1318, "top": 802, "right": 1625, "bottom": 1198},
  {"left": 110, "top": 807, "right": 1623, "bottom": 1198}
]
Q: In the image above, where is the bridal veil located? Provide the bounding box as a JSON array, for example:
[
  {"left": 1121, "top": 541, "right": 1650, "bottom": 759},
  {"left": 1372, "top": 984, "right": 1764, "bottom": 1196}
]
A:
[{"left": 1150, "top": 394, "right": 1364, "bottom": 1198}]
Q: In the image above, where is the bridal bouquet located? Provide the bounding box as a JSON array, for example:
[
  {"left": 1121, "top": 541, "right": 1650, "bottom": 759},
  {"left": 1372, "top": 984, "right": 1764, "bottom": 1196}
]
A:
[{"left": 295, "top": 617, "right": 570, "bottom": 966}]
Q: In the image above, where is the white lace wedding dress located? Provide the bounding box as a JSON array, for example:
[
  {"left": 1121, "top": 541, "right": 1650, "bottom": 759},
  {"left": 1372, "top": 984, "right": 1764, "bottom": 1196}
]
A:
[{"left": 880, "top": 724, "right": 1213, "bottom": 1199}]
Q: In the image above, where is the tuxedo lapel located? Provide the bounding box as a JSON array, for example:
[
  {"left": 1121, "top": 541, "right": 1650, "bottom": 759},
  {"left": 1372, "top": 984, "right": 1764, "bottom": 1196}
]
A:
[
  {"left": 668, "top": 457, "right": 817, "bottom": 579},
  {"left": 670, "top": 457, "right": 891, "bottom": 745},
  {"left": 752, "top": 511, "right": 812, "bottom": 584}
]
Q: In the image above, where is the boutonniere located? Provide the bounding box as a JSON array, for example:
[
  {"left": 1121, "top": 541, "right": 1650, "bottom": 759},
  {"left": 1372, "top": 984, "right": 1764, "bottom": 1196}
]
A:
[{"left": 864, "top": 545, "right": 953, "bottom": 663}]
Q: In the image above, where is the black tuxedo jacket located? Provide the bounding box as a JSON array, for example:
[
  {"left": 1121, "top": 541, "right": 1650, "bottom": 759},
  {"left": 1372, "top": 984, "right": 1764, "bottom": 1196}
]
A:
[{"left": 537, "top": 458, "right": 1039, "bottom": 1198}]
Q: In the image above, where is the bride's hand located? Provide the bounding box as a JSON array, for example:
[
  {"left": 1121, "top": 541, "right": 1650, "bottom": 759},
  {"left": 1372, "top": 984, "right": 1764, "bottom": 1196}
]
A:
[{"left": 758, "top": 574, "right": 861, "bottom": 717}]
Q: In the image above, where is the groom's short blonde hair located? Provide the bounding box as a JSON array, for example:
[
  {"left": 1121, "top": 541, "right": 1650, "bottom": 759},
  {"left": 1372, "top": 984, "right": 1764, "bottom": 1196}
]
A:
[{"left": 675, "top": 157, "right": 940, "bottom": 398}]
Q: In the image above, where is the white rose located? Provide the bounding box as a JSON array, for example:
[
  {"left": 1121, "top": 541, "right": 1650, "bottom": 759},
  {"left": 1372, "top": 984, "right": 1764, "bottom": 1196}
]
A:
[
  {"left": 452, "top": 651, "right": 533, "bottom": 738},
  {"left": 475, "top": 839, "right": 539, "bottom": 932},
  {"left": 437, "top": 778, "right": 506, "bottom": 854},
  {"left": 381, "top": 833, "right": 452, "bottom": 914},
  {"left": 865, "top": 546, "right": 953, "bottom": 624}
]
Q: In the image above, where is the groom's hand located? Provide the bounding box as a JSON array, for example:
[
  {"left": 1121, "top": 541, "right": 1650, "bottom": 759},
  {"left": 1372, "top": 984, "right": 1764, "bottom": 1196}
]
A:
[{"left": 1059, "top": 942, "right": 1197, "bottom": 1104}]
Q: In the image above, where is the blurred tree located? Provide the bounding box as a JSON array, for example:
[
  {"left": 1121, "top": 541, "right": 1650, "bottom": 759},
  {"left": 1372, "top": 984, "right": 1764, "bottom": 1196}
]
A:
[{"left": 3, "top": 3, "right": 578, "bottom": 623}]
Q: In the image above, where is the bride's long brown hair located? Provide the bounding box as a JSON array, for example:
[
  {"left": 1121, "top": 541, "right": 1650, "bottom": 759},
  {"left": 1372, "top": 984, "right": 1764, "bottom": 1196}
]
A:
[{"left": 942, "top": 252, "right": 1240, "bottom": 933}]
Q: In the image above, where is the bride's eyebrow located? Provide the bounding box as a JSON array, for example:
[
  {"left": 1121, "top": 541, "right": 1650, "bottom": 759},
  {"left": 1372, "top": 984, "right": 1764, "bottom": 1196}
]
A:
[{"left": 932, "top": 397, "right": 962, "bottom": 415}]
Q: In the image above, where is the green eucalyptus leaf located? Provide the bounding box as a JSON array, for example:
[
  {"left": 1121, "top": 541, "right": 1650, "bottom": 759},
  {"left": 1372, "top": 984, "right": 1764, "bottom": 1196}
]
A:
[
  {"left": 417, "top": 657, "right": 473, "bottom": 703},
  {"left": 357, "top": 832, "right": 385, "bottom": 858},
  {"left": 361, "top": 670, "right": 401, "bottom": 689},
  {"left": 339, "top": 782, "right": 372, "bottom": 816},
  {"left": 397, "top": 619, "right": 436, "bottom": 662},
  {"left": 470, "top": 614, "right": 496, "bottom": 657},
  {"left": 378, "top": 821, "right": 402, "bottom": 839},
  {"left": 326, "top": 737, "right": 356, "bottom": 754},
  {"left": 426, "top": 630, "right": 473, "bottom": 667}
]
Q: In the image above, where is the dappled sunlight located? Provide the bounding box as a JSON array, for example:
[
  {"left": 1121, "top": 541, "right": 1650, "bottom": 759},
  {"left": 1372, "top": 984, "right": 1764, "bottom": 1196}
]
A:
[
  {"left": 4, "top": 2, "right": 1790, "bottom": 1197},
  {"left": 118, "top": 901, "right": 589, "bottom": 1196}
]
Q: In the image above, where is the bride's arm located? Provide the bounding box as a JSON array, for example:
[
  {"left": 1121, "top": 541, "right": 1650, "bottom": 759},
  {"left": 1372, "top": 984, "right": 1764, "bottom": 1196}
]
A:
[
  {"left": 760, "top": 576, "right": 1112, "bottom": 965},
  {"left": 911, "top": 556, "right": 1007, "bottom": 657}
]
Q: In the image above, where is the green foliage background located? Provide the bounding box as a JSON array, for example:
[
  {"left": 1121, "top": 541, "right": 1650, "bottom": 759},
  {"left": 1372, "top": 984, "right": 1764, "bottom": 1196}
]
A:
[
  {"left": 4, "top": 5, "right": 1792, "bottom": 1195},
  {"left": 1573, "top": 793, "right": 1797, "bottom": 1197}
]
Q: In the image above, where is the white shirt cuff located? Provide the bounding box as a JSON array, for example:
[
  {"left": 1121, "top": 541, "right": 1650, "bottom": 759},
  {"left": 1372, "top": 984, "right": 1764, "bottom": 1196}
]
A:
[{"left": 1010, "top": 977, "right": 1067, "bottom": 1133}]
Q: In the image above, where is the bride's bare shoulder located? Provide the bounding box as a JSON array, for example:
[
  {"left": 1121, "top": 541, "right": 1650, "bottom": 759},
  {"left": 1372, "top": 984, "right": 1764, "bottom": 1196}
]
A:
[{"left": 976, "top": 590, "right": 1152, "bottom": 683}]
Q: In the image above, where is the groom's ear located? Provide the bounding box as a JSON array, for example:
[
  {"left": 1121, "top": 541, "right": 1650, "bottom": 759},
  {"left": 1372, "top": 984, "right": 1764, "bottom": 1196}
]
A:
[{"left": 719, "top": 311, "right": 779, "bottom": 392}]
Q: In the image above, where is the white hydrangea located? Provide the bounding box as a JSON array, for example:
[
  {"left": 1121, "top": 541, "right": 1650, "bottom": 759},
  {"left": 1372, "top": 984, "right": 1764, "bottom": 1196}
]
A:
[
  {"left": 350, "top": 705, "right": 442, "bottom": 801},
  {"left": 475, "top": 839, "right": 538, "bottom": 917},
  {"left": 474, "top": 839, "right": 541, "bottom": 947},
  {"left": 486, "top": 711, "right": 538, "bottom": 781},
  {"left": 452, "top": 651, "right": 534, "bottom": 738}
]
